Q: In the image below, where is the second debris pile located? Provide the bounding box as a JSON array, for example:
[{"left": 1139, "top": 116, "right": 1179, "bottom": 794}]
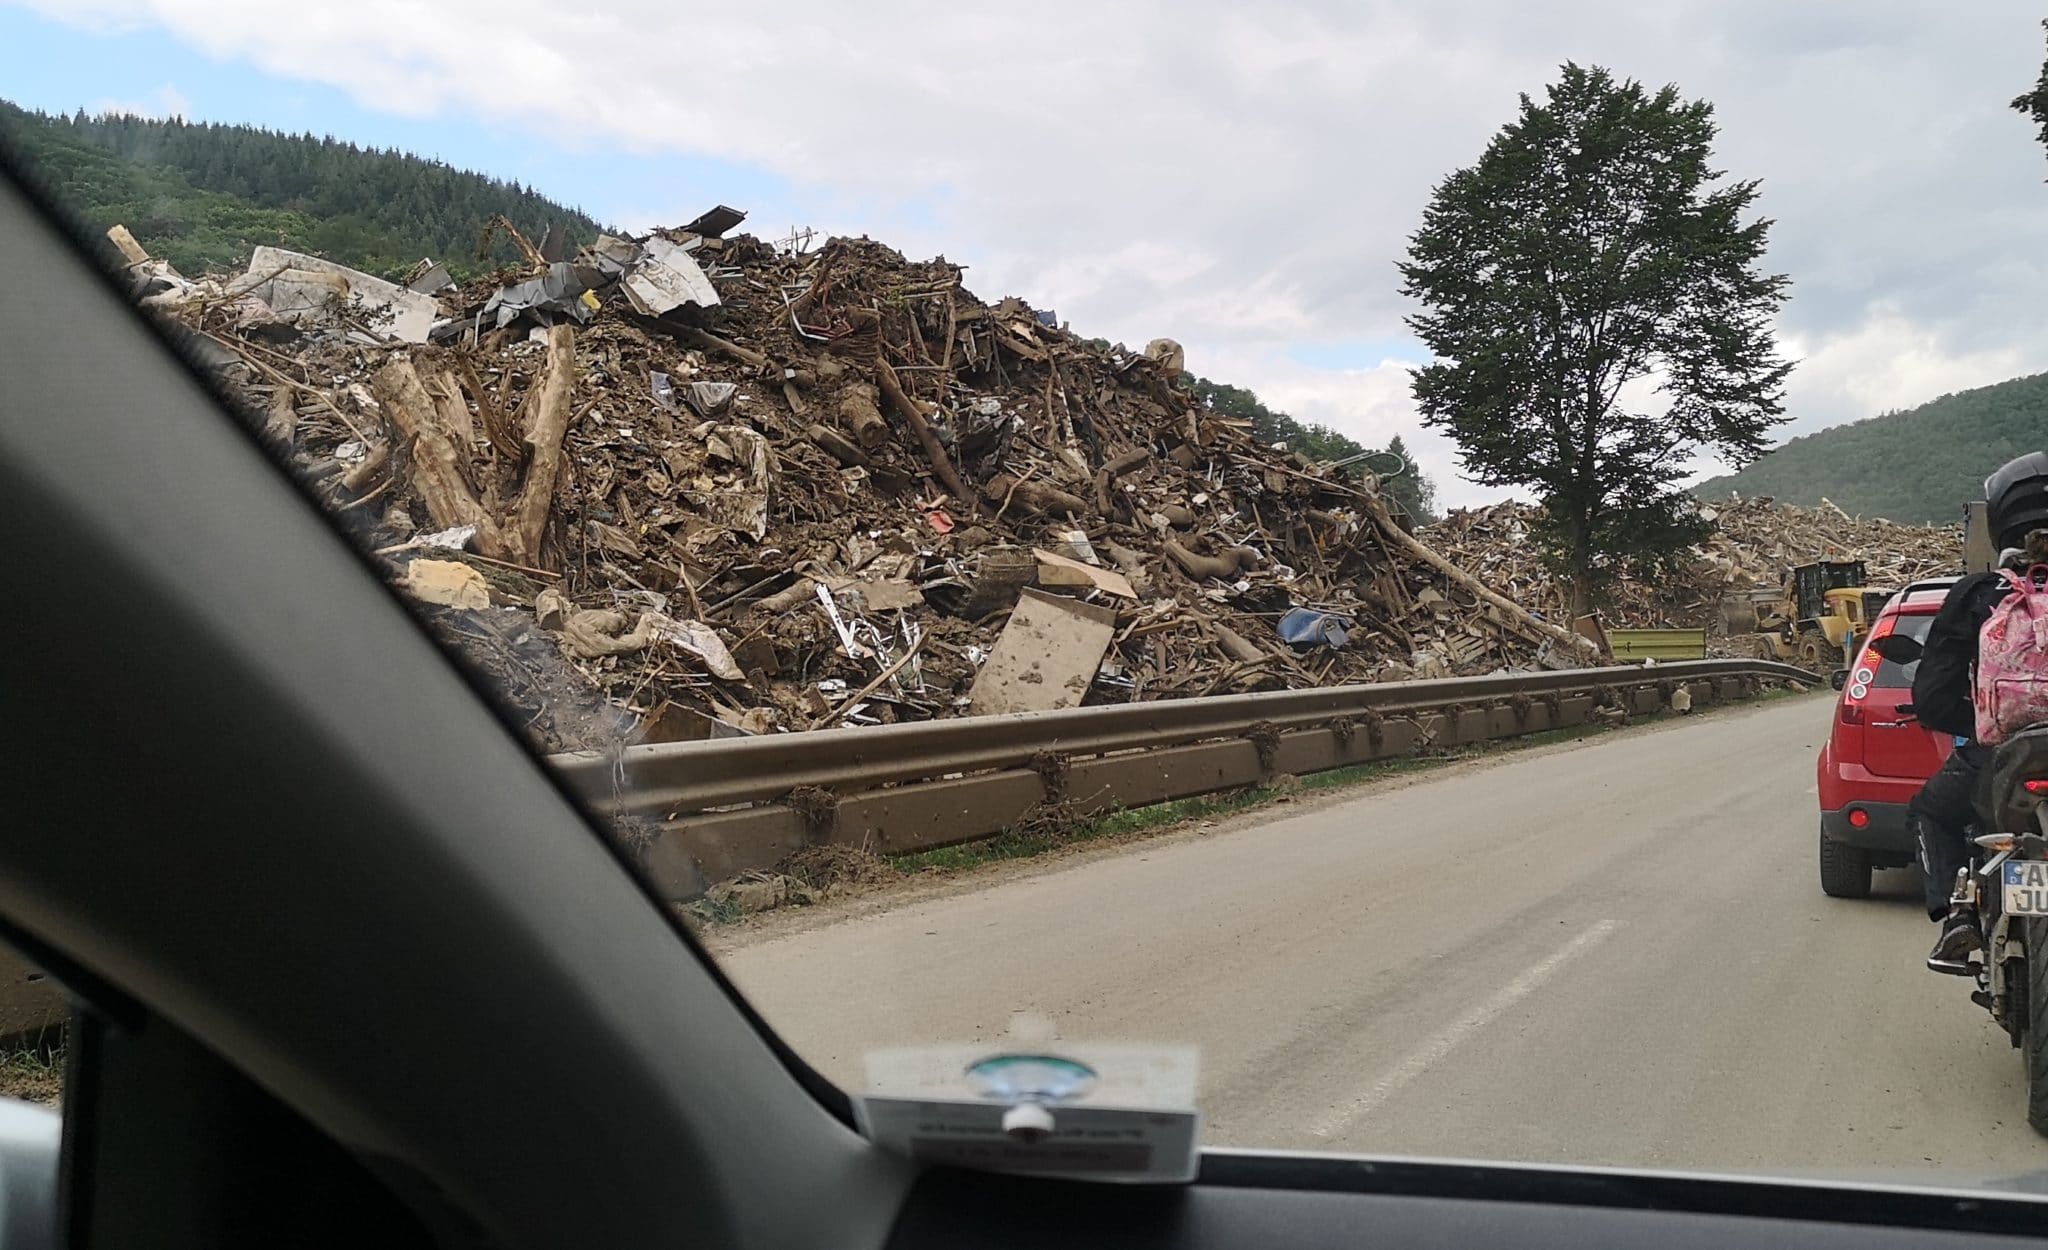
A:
[{"left": 1425, "top": 496, "right": 1961, "bottom": 631}]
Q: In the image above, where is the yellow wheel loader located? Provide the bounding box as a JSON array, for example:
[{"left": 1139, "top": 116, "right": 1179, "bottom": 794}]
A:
[{"left": 1751, "top": 559, "right": 1892, "bottom": 670}]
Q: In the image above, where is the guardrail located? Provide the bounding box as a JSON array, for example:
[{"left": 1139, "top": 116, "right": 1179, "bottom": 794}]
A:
[
  {"left": 0, "top": 659, "right": 1814, "bottom": 1043},
  {"left": 552, "top": 660, "right": 1817, "bottom": 899}
]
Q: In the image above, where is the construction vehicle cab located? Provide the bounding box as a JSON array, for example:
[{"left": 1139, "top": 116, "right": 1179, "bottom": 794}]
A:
[{"left": 1757, "top": 559, "right": 1886, "bottom": 670}]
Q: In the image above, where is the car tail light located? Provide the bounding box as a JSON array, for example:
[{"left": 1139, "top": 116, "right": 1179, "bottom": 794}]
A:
[
  {"left": 1839, "top": 616, "right": 1896, "bottom": 722},
  {"left": 1848, "top": 808, "right": 1870, "bottom": 828}
]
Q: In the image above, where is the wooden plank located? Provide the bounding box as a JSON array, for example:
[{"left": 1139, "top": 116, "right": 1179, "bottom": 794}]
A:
[
  {"left": 105, "top": 224, "right": 150, "bottom": 267},
  {"left": 1032, "top": 549, "right": 1137, "bottom": 598},
  {"left": 967, "top": 587, "right": 1116, "bottom": 716}
]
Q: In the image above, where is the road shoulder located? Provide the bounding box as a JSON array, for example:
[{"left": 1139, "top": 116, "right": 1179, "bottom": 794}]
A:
[{"left": 699, "top": 687, "right": 1828, "bottom": 955}]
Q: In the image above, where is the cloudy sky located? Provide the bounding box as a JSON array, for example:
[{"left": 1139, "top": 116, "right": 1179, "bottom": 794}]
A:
[{"left": 6, "top": 2, "right": 2046, "bottom": 508}]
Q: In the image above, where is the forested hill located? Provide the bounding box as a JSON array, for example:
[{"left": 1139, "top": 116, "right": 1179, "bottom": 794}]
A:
[
  {"left": 1694, "top": 372, "right": 2048, "bottom": 523},
  {"left": 0, "top": 100, "right": 1440, "bottom": 517},
  {"left": 0, "top": 102, "right": 605, "bottom": 280}
]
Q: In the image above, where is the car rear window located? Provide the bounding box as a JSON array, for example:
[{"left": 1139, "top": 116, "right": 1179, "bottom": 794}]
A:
[{"left": 1872, "top": 614, "right": 1935, "bottom": 688}]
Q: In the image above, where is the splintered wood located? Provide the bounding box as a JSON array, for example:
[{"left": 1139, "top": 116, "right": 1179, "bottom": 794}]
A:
[
  {"left": 1424, "top": 496, "right": 1961, "bottom": 633},
  {"left": 161, "top": 224, "right": 1817, "bottom": 747}
]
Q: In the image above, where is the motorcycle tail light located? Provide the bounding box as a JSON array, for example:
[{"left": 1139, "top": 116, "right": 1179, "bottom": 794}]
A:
[
  {"left": 2027, "top": 780, "right": 2048, "bottom": 795},
  {"left": 1976, "top": 833, "right": 2017, "bottom": 850}
]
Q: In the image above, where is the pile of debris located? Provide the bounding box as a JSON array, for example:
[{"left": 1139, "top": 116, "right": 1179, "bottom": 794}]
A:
[
  {"left": 134, "top": 212, "right": 1604, "bottom": 747},
  {"left": 1695, "top": 494, "right": 1960, "bottom": 591},
  {"left": 1425, "top": 496, "right": 1962, "bottom": 631}
]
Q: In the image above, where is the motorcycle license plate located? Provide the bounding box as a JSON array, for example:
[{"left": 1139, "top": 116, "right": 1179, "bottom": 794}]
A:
[{"left": 2003, "top": 861, "right": 2048, "bottom": 915}]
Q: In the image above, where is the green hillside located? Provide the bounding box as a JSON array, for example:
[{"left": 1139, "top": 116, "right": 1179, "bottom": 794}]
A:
[
  {"left": 0, "top": 100, "right": 1440, "bottom": 518},
  {"left": 0, "top": 102, "right": 605, "bottom": 281},
  {"left": 1185, "top": 375, "right": 1437, "bottom": 521},
  {"left": 1695, "top": 372, "right": 2048, "bottom": 522}
]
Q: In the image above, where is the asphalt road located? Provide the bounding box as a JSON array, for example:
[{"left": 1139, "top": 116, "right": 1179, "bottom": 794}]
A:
[{"left": 718, "top": 695, "right": 2048, "bottom": 1174}]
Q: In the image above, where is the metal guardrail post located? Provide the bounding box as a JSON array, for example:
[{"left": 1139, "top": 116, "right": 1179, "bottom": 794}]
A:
[{"left": 551, "top": 660, "right": 1817, "bottom": 897}]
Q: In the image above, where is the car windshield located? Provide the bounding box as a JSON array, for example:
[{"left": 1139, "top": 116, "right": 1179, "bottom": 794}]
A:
[{"left": 6, "top": 4, "right": 2045, "bottom": 1202}]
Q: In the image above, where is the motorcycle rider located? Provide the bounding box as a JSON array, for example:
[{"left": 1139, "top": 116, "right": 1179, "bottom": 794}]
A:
[{"left": 1913, "top": 451, "right": 2048, "bottom": 972}]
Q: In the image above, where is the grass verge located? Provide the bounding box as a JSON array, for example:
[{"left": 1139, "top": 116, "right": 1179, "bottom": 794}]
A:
[
  {"left": 0, "top": 1042, "right": 64, "bottom": 1106},
  {"left": 688, "top": 680, "right": 1826, "bottom": 926},
  {"left": 888, "top": 719, "right": 1625, "bottom": 876},
  {"left": 688, "top": 683, "right": 1818, "bottom": 923}
]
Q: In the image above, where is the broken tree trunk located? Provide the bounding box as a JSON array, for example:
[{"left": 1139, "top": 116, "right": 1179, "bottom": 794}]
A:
[
  {"left": 750, "top": 577, "right": 820, "bottom": 616},
  {"left": 1212, "top": 623, "right": 1268, "bottom": 666},
  {"left": 458, "top": 357, "right": 519, "bottom": 461},
  {"left": 1104, "top": 541, "right": 1154, "bottom": 597},
  {"left": 1094, "top": 447, "right": 1151, "bottom": 515},
  {"left": 427, "top": 372, "right": 475, "bottom": 446},
  {"left": 340, "top": 440, "right": 390, "bottom": 494},
  {"left": 1373, "top": 502, "right": 1601, "bottom": 661},
  {"left": 833, "top": 307, "right": 884, "bottom": 360},
  {"left": 982, "top": 474, "right": 1089, "bottom": 518},
  {"left": 263, "top": 387, "right": 297, "bottom": 448},
  {"left": 837, "top": 382, "right": 888, "bottom": 450},
  {"left": 506, "top": 324, "right": 579, "bottom": 566},
  {"left": 371, "top": 357, "right": 503, "bottom": 555},
  {"left": 106, "top": 224, "right": 151, "bottom": 268},
  {"left": 675, "top": 324, "right": 768, "bottom": 370},
  {"left": 876, "top": 356, "right": 976, "bottom": 513},
  {"left": 807, "top": 424, "right": 870, "bottom": 468},
  {"left": 1164, "top": 537, "right": 1256, "bottom": 582}
]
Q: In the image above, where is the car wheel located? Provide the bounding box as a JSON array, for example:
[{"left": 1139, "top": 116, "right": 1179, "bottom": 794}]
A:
[{"left": 1819, "top": 829, "right": 1872, "bottom": 898}]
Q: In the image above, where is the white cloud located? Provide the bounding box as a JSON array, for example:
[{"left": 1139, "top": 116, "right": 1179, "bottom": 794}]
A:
[
  {"left": 20, "top": 0, "right": 2048, "bottom": 504},
  {"left": 1780, "top": 309, "right": 2033, "bottom": 437},
  {"left": 88, "top": 82, "right": 189, "bottom": 119}
]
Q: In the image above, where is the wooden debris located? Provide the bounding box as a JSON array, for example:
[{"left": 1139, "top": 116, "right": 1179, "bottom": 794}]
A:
[
  {"left": 1425, "top": 495, "right": 1959, "bottom": 643},
  {"left": 159, "top": 222, "right": 1760, "bottom": 743}
]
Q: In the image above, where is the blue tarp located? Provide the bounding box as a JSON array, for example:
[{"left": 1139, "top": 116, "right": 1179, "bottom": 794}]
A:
[{"left": 1278, "top": 608, "right": 1351, "bottom": 649}]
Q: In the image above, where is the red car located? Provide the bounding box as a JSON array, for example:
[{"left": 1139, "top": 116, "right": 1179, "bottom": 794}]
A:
[{"left": 1815, "top": 576, "right": 1960, "bottom": 897}]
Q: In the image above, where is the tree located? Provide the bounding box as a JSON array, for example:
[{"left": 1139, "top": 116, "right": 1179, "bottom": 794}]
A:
[
  {"left": 0, "top": 102, "right": 607, "bottom": 281},
  {"left": 1179, "top": 373, "right": 1441, "bottom": 517},
  {"left": 2013, "top": 20, "right": 2048, "bottom": 160},
  {"left": 1378, "top": 434, "right": 1438, "bottom": 524},
  {"left": 1399, "top": 64, "right": 1790, "bottom": 614}
]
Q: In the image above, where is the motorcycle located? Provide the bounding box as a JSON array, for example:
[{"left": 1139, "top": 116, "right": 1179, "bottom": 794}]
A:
[{"left": 1869, "top": 632, "right": 2048, "bottom": 1132}]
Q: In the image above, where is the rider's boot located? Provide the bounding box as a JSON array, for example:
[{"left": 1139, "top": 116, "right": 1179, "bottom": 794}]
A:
[{"left": 1928, "top": 906, "right": 1981, "bottom": 975}]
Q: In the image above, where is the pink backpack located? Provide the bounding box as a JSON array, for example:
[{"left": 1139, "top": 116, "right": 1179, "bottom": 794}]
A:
[{"left": 1976, "top": 565, "right": 2048, "bottom": 745}]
